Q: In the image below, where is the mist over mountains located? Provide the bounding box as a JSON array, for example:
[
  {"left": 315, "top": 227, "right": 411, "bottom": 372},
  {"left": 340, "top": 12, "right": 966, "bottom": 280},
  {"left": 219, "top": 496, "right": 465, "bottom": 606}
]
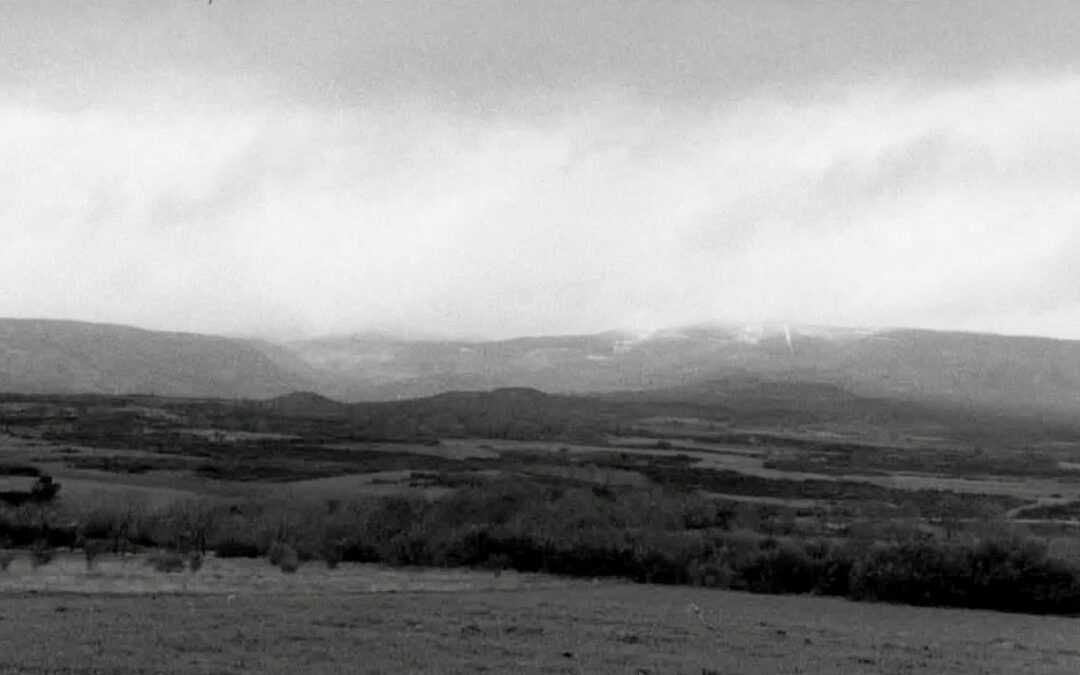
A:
[
  {"left": 1, "top": 318, "right": 1079, "bottom": 423},
  {"left": 289, "top": 323, "right": 1080, "bottom": 418}
]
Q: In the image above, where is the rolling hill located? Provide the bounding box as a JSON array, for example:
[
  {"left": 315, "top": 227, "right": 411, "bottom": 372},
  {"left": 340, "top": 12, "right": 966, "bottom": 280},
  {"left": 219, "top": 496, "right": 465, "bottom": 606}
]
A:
[
  {"left": 2, "top": 319, "right": 1080, "bottom": 429},
  {"left": 0, "top": 319, "right": 315, "bottom": 399},
  {"left": 288, "top": 324, "right": 1080, "bottom": 418}
]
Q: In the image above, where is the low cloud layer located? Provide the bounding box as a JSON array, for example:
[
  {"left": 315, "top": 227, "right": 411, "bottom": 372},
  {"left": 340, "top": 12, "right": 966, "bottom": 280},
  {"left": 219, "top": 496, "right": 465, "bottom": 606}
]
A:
[
  {"left": 3, "top": 3, "right": 1079, "bottom": 340},
  {"left": 3, "top": 73, "right": 1079, "bottom": 340}
]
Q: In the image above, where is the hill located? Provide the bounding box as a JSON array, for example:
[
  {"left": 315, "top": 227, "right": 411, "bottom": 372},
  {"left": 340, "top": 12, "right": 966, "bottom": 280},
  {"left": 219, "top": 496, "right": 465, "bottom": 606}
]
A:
[
  {"left": 4, "top": 319, "right": 1080, "bottom": 427},
  {"left": 244, "top": 379, "right": 1080, "bottom": 449},
  {"left": 288, "top": 324, "right": 1080, "bottom": 419},
  {"left": 0, "top": 319, "right": 315, "bottom": 399}
]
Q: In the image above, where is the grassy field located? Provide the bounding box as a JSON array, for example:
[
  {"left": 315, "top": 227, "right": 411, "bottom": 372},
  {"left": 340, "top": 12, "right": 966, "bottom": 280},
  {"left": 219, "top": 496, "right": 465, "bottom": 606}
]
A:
[
  {"left": 2, "top": 554, "right": 1079, "bottom": 674},
  {"left": 5, "top": 392, "right": 1080, "bottom": 672}
]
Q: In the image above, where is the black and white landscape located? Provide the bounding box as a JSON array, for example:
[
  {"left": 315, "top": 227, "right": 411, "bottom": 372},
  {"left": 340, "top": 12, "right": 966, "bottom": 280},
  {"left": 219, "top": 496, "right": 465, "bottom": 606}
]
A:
[{"left": 4, "top": 2, "right": 1080, "bottom": 673}]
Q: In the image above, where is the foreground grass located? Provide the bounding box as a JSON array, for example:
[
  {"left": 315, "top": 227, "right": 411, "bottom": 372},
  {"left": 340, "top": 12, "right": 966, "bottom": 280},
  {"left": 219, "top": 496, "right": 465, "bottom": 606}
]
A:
[{"left": 0, "top": 557, "right": 1078, "bottom": 674}]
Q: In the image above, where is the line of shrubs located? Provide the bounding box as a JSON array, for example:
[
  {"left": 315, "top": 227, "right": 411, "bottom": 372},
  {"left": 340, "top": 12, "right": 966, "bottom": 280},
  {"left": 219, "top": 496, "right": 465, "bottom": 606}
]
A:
[
  {"left": 3, "top": 481, "right": 1080, "bottom": 615},
  {"left": 233, "top": 485, "right": 1080, "bottom": 615}
]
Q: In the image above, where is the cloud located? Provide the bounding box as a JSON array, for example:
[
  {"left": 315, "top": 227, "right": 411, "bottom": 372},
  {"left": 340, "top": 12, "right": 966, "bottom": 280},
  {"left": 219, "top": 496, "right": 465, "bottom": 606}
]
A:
[
  {"left": 1, "top": 74, "right": 1079, "bottom": 339},
  {"left": 7, "top": 1, "right": 1080, "bottom": 114}
]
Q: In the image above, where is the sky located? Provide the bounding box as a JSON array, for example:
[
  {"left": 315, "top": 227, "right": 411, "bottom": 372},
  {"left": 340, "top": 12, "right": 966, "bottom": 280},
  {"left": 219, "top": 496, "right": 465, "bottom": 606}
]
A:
[{"left": 3, "top": 1, "right": 1080, "bottom": 341}]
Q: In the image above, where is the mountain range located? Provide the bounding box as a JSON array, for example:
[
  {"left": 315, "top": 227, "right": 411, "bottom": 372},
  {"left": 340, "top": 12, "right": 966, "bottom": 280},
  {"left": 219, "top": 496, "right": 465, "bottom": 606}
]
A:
[{"left": 1, "top": 318, "right": 1079, "bottom": 424}]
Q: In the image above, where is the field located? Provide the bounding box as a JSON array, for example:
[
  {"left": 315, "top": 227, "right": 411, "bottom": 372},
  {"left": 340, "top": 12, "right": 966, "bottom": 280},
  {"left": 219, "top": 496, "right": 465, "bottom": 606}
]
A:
[
  {"left": 2, "top": 554, "right": 1079, "bottom": 674},
  {"left": 4, "top": 390, "right": 1080, "bottom": 672}
]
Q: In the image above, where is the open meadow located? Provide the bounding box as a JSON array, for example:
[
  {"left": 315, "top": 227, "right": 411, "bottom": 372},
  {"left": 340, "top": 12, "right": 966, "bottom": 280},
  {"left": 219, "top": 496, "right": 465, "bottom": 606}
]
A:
[
  {"left": 2, "top": 554, "right": 1079, "bottom": 675},
  {"left": 3, "top": 392, "right": 1080, "bottom": 672}
]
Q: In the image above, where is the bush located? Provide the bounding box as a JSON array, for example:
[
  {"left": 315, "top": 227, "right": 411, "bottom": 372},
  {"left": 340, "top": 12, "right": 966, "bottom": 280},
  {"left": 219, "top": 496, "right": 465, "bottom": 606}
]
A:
[
  {"left": 0, "top": 464, "right": 41, "bottom": 477},
  {"left": 687, "top": 559, "right": 731, "bottom": 588},
  {"left": 148, "top": 551, "right": 186, "bottom": 573},
  {"left": 30, "top": 540, "right": 54, "bottom": 568},
  {"left": 0, "top": 550, "right": 15, "bottom": 571},
  {"left": 268, "top": 542, "right": 291, "bottom": 566},
  {"left": 847, "top": 538, "right": 1080, "bottom": 614},
  {"left": 213, "top": 540, "right": 260, "bottom": 558},
  {"left": 0, "top": 505, "right": 78, "bottom": 549},
  {"left": 30, "top": 476, "right": 61, "bottom": 502},
  {"left": 77, "top": 500, "right": 144, "bottom": 556},
  {"left": 10, "top": 477, "right": 1080, "bottom": 616},
  {"left": 321, "top": 540, "right": 344, "bottom": 569},
  {"left": 156, "top": 500, "right": 219, "bottom": 554},
  {"left": 277, "top": 545, "right": 300, "bottom": 574},
  {"left": 83, "top": 538, "right": 110, "bottom": 570},
  {"left": 807, "top": 541, "right": 855, "bottom": 597}
]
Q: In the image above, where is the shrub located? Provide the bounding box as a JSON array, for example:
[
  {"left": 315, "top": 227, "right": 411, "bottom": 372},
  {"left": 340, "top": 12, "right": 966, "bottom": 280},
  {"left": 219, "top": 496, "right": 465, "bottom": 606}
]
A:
[
  {"left": 10, "top": 476, "right": 1080, "bottom": 616},
  {"left": 157, "top": 500, "right": 219, "bottom": 554},
  {"left": 806, "top": 541, "right": 855, "bottom": 597},
  {"left": 30, "top": 476, "right": 61, "bottom": 502},
  {"left": 83, "top": 538, "right": 110, "bottom": 570},
  {"left": 277, "top": 545, "right": 300, "bottom": 574},
  {"left": 0, "top": 463, "right": 42, "bottom": 477},
  {"left": 76, "top": 499, "right": 144, "bottom": 556},
  {"left": 268, "top": 542, "right": 291, "bottom": 566},
  {"left": 847, "top": 538, "right": 1080, "bottom": 614},
  {"left": 321, "top": 540, "right": 344, "bottom": 570},
  {"left": 148, "top": 551, "right": 186, "bottom": 573},
  {"left": 0, "top": 550, "right": 15, "bottom": 571},
  {"left": 213, "top": 540, "right": 260, "bottom": 558},
  {"left": 687, "top": 559, "right": 731, "bottom": 588},
  {"left": 30, "top": 540, "right": 54, "bottom": 568}
]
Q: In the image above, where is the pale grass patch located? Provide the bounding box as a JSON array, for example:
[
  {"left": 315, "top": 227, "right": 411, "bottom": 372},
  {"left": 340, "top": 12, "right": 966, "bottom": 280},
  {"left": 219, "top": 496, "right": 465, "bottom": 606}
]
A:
[{"left": 0, "top": 552, "right": 562, "bottom": 596}]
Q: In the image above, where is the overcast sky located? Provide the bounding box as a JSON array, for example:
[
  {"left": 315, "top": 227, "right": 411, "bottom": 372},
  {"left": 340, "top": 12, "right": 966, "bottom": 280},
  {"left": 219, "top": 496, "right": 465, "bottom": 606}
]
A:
[{"left": 3, "top": 1, "right": 1080, "bottom": 340}]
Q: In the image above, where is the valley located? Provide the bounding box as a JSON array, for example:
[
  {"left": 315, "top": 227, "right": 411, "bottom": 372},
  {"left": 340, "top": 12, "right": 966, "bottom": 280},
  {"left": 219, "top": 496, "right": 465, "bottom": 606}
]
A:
[{"left": 4, "top": 321, "right": 1080, "bottom": 673}]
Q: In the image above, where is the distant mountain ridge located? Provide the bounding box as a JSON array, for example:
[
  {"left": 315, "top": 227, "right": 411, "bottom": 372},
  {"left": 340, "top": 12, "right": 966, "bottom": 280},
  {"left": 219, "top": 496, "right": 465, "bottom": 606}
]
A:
[
  {"left": 289, "top": 324, "right": 1080, "bottom": 417},
  {"left": 0, "top": 319, "right": 315, "bottom": 399},
  {"left": 2, "top": 318, "right": 1079, "bottom": 423}
]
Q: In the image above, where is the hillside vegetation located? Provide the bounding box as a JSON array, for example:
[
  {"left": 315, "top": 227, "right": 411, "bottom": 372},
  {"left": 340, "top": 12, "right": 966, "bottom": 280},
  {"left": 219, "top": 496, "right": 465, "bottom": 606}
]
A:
[{"left": 3, "top": 387, "right": 1080, "bottom": 616}]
